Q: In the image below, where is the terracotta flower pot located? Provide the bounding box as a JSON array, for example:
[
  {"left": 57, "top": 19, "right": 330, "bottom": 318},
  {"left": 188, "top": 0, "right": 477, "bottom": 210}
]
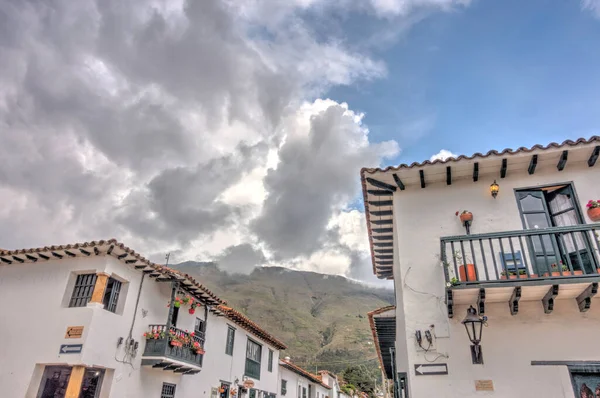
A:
[
  {"left": 174, "top": 302, "right": 181, "bottom": 308},
  {"left": 459, "top": 212, "right": 473, "bottom": 223},
  {"left": 196, "top": 349, "right": 205, "bottom": 355},
  {"left": 544, "top": 270, "right": 584, "bottom": 277},
  {"left": 500, "top": 274, "right": 530, "bottom": 280},
  {"left": 189, "top": 308, "right": 195, "bottom": 315},
  {"left": 588, "top": 207, "right": 600, "bottom": 222},
  {"left": 459, "top": 264, "right": 477, "bottom": 281}
]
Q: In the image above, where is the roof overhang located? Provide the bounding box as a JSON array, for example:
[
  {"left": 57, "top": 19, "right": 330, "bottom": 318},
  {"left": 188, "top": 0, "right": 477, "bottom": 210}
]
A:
[
  {"left": 360, "top": 136, "right": 600, "bottom": 279},
  {"left": 368, "top": 306, "right": 396, "bottom": 380},
  {"left": 0, "top": 239, "right": 225, "bottom": 305}
]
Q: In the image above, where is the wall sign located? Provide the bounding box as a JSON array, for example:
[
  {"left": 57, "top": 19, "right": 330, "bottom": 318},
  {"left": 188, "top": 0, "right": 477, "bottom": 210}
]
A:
[
  {"left": 475, "top": 380, "right": 494, "bottom": 391},
  {"left": 414, "top": 363, "right": 448, "bottom": 376},
  {"left": 65, "top": 326, "right": 84, "bottom": 339},
  {"left": 59, "top": 344, "right": 83, "bottom": 354}
]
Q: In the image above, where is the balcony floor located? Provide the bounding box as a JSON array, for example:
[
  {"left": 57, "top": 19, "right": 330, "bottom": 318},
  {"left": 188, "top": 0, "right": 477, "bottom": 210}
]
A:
[{"left": 452, "top": 279, "right": 598, "bottom": 305}]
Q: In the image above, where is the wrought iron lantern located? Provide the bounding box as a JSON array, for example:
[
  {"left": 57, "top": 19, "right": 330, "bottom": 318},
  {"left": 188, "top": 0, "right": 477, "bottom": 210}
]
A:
[
  {"left": 490, "top": 180, "right": 499, "bottom": 199},
  {"left": 462, "top": 305, "right": 486, "bottom": 364}
]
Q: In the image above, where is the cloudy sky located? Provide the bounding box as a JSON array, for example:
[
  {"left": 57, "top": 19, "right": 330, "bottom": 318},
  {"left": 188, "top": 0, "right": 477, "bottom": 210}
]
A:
[{"left": 1, "top": 0, "right": 600, "bottom": 284}]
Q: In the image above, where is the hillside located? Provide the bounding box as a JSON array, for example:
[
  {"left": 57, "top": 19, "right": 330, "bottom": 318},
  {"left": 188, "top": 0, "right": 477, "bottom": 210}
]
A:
[{"left": 172, "top": 262, "right": 394, "bottom": 374}]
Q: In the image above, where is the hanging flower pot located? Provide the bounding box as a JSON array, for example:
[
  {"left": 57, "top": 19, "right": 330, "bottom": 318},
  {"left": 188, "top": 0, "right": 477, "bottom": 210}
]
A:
[
  {"left": 587, "top": 200, "right": 600, "bottom": 222},
  {"left": 189, "top": 307, "right": 195, "bottom": 315},
  {"left": 456, "top": 210, "right": 473, "bottom": 224},
  {"left": 196, "top": 348, "right": 205, "bottom": 355}
]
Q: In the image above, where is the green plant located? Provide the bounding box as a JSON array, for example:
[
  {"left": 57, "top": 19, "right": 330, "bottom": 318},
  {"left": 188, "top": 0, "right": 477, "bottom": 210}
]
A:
[
  {"left": 455, "top": 210, "right": 471, "bottom": 216},
  {"left": 143, "top": 330, "right": 166, "bottom": 339}
]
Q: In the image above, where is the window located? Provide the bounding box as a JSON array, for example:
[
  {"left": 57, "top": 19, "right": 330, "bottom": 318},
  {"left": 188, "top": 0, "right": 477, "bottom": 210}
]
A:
[
  {"left": 569, "top": 365, "right": 600, "bottom": 396},
  {"left": 102, "top": 277, "right": 122, "bottom": 313},
  {"left": 268, "top": 349, "right": 274, "bottom": 372},
  {"left": 226, "top": 326, "right": 235, "bottom": 355},
  {"left": 245, "top": 339, "right": 262, "bottom": 379},
  {"left": 281, "top": 380, "right": 287, "bottom": 396},
  {"left": 195, "top": 317, "right": 206, "bottom": 340},
  {"left": 250, "top": 389, "right": 256, "bottom": 398},
  {"left": 302, "top": 387, "right": 307, "bottom": 398},
  {"left": 69, "top": 273, "right": 97, "bottom": 307},
  {"left": 516, "top": 184, "right": 596, "bottom": 275},
  {"left": 161, "top": 383, "right": 177, "bottom": 398}
]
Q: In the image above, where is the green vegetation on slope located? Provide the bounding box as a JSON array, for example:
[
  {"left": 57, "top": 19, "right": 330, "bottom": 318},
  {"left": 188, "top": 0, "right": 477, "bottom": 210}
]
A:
[{"left": 173, "top": 262, "right": 394, "bottom": 374}]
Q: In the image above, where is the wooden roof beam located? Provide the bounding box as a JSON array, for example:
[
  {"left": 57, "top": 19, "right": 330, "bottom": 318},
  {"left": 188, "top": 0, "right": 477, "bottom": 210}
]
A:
[
  {"left": 392, "top": 174, "right": 405, "bottom": 190},
  {"left": 500, "top": 159, "right": 507, "bottom": 179},
  {"left": 473, "top": 162, "right": 479, "bottom": 182},
  {"left": 528, "top": 155, "right": 537, "bottom": 175},
  {"left": 368, "top": 190, "right": 394, "bottom": 196},
  {"left": 588, "top": 146, "right": 600, "bottom": 167},
  {"left": 557, "top": 150, "right": 568, "bottom": 171},
  {"left": 419, "top": 170, "right": 426, "bottom": 188},
  {"left": 366, "top": 177, "right": 397, "bottom": 192}
]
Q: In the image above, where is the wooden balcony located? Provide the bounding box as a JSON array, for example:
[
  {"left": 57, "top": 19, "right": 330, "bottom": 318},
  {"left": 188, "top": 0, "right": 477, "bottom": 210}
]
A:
[
  {"left": 441, "top": 224, "right": 600, "bottom": 317},
  {"left": 141, "top": 325, "right": 204, "bottom": 374}
]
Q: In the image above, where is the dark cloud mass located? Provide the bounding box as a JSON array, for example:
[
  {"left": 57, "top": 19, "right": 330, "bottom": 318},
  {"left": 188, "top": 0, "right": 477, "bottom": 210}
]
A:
[{"left": 0, "top": 0, "right": 403, "bottom": 282}]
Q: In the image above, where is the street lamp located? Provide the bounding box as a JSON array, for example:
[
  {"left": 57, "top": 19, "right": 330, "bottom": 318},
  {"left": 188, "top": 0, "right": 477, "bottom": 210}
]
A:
[{"left": 461, "top": 305, "right": 486, "bottom": 364}]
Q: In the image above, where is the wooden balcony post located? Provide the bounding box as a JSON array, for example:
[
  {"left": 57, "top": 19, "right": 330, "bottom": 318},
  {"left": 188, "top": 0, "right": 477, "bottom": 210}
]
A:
[
  {"left": 90, "top": 272, "right": 110, "bottom": 304},
  {"left": 65, "top": 366, "right": 86, "bottom": 398}
]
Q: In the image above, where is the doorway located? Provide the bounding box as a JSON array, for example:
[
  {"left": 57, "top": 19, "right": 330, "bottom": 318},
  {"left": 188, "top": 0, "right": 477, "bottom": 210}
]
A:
[
  {"left": 516, "top": 183, "right": 597, "bottom": 275},
  {"left": 37, "top": 366, "right": 105, "bottom": 398}
]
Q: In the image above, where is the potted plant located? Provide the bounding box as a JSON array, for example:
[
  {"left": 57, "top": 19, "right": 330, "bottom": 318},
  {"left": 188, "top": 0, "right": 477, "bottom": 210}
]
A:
[
  {"left": 456, "top": 210, "right": 473, "bottom": 224},
  {"left": 454, "top": 251, "right": 477, "bottom": 282},
  {"left": 189, "top": 301, "right": 198, "bottom": 315},
  {"left": 143, "top": 330, "right": 166, "bottom": 340},
  {"left": 544, "top": 262, "right": 584, "bottom": 276},
  {"left": 193, "top": 341, "right": 205, "bottom": 355},
  {"left": 500, "top": 269, "right": 531, "bottom": 280},
  {"left": 169, "top": 297, "right": 184, "bottom": 308},
  {"left": 587, "top": 200, "right": 600, "bottom": 222}
]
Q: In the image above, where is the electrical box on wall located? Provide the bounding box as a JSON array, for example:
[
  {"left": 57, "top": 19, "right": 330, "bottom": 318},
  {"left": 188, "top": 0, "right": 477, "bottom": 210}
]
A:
[{"left": 414, "top": 326, "right": 437, "bottom": 352}]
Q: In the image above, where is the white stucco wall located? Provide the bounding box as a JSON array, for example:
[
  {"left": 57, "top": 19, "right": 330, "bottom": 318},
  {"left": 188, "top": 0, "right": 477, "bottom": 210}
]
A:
[
  {"left": 279, "top": 366, "right": 308, "bottom": 398},
  {"left": 278, "top": 365, "right": 330, "bottom": 398},
  {"left": 391, "top": 160, "right": 600, "bottom": 397},
  {"left": 199, "top": 313, "right": 281, "bottom": 397},
  {"left": 0, "top": 254, "right": 282, "bottom": 398}
]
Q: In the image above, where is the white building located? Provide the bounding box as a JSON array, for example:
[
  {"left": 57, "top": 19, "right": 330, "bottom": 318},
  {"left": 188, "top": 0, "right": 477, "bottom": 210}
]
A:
[
  {"left": 360, "top": 137, "right": 600, "bottom": 397},
  {"left": 0, "top": 239, "right": 286, "bottom": 398},
  {"left": 278, "top": 359, "right": 331, "bottom": 398}
]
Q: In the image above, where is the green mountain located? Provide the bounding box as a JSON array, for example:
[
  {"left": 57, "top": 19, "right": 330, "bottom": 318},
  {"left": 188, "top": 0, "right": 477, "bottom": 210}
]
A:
[{"left": 172, "top": 262, "right": 394, "bottom": 374}]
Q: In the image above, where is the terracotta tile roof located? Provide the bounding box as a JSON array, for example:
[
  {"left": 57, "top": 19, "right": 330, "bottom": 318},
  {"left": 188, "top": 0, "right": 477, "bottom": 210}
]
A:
[
  {"left": 0, "top": 238, "right": 225, "bottom": 305},
  {"left": 217, "top": 305, "right": 287, "bottom": 350},
  {"left": 280, "top": 360, "right": 331, "bottom": 388},
  {"left": 367, "top": 305, "right": 395, "bottom": 379},
  {"left": 362, "top": 136, "right": 600, "bottom": 173},
  {"left": 360, "top": 136, "right": 600, "bottom": 278}
]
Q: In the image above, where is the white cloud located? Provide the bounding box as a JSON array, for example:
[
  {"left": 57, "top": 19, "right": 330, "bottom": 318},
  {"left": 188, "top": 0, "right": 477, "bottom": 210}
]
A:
[
  {"left": 0, "top": 0, "right": 469, "bottom": 282},
  {"left": 582, "top": 0, "right": 600, "bottom": 18},
  {"left": 430, "top": 149, "right": 458, "bottom": 162}
]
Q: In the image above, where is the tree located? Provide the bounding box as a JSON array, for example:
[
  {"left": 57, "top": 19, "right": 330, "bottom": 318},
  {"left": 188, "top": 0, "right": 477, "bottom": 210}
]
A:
[{"left": 342, "top": 365, "right": 377, "bottom": 398}]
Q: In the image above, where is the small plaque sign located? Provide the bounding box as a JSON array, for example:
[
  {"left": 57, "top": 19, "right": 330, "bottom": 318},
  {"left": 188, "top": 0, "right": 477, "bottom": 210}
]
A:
[
  {"left": 65, "top": 326, "right": 84, "bottom": 339},
  {"left": 475, "top": 380, "right": 494, "bottom": 391}
]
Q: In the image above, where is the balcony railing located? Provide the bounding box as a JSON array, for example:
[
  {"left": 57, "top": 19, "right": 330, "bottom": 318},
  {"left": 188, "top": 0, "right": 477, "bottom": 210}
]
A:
[
  {"left": 142, "top": 325, "right": 204, "bottom": 370},
  {"left": 441, "top": 224, "right": 600, "bottom": 286}
]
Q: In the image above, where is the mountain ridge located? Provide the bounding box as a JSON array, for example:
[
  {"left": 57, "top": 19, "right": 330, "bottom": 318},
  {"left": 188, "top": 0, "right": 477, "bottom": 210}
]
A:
[{"left": 172, "top": 261, "right": 394, "bottom": 374}]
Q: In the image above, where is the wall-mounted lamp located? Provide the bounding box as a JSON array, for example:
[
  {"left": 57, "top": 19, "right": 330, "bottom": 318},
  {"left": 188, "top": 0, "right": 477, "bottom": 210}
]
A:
[
  {"left": 462, "top": 306, "right": 487, "bottom": 364},
  {"left": 490, "top": 180, "right": 499, "bottom": 199}
]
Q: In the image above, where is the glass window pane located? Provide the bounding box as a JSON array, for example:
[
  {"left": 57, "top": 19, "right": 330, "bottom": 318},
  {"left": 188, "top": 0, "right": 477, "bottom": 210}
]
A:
[
  {"left": 520, "top": 194, "right": 544, "bottom": 212},
  {"left": 523, "top": 213, "right": 550, "bottom": 230}
]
